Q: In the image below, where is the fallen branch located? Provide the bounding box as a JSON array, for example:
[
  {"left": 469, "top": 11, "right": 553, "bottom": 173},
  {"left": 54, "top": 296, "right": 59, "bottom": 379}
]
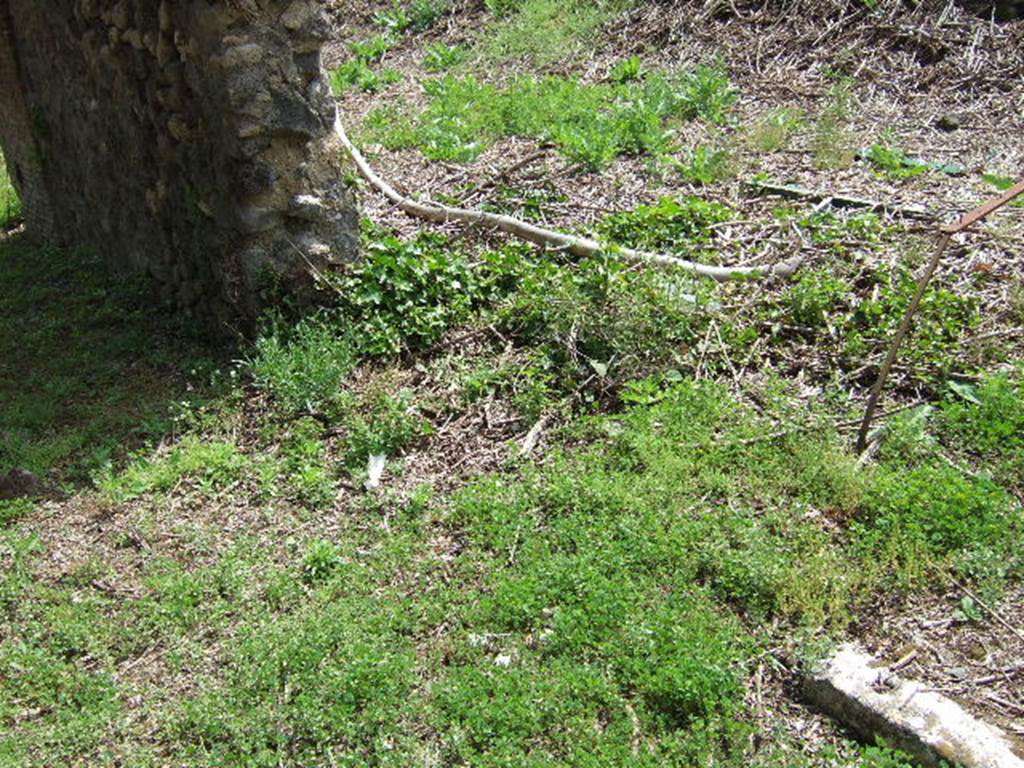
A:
[
  {"left": 962, "top": 327, "right": 1024, "bottom": 346},
  {"left": 333, "top": 115, "right": 804, "bottom": 282},
  {"left": 856, "top": 230, "right": 952, "bottom": 455},
  {"left": 974, "top": 665, "right": 1022, "bottom": 686},
  {"left": 745, "top": 179, "right": 934, "bottom": 220},
  {"left": 680, "top": 399, "right": 925, "bottom": 452}
]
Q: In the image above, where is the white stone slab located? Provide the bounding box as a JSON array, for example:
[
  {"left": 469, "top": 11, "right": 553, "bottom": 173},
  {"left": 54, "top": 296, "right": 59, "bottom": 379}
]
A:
[{"left": 804, "top": 643, "right": 1024, "bottom": 768}]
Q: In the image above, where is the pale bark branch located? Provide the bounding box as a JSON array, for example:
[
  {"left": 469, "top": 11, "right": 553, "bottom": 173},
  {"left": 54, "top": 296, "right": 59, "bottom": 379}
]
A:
[{"left": 333, "top": 115, "right": 805, "bottom": 282}]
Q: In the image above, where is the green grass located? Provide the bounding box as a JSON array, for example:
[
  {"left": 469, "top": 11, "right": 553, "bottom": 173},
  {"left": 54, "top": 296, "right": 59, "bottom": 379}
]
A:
[
  {"left": 422, "top": 41, "right": 467, "bottom": 72},
  {"left": 843, "top": 263, "right": 980, "bottom": 372},
  {"left": 745, "top": 107, "right": 803, "bottom": 153},
  {"left": 0, "top": 530, "right": 124, "bottom": 764},
  {"left": 334, "top": 0, "right": 456, "bottom": 92},
  {"left": 176, "top": 588, "right": 418, "bottom": 765},
  {"left": 0, "top": 152, "right": 21, "bottom": 229},
  {"left": 339, "top": 385, "right": 432, "bottom": 468},
  {"left": 0, "top": 236, "right": 219, "bottom": 486},
  {"left": 2, "top": 220, "right": 1018, "bottom": 763},
  {"left": 95, "top": 437, "right": 248, "bottom": 503},
  {"left": 244, "top": 215, "right": 717, "bottom": 419},
  {"left": 255, "top": 417, "right": 339, "bottom": 507},
  {"left": 375, "top": 0, "right": 452, "bottom": 33},
  {"left": 246, "top": 229, "right": 530, "bottom": 415},
  {"left": 939, "top": 370, "right": 1024, "bottom": 496},
  {"left": 247, "top": 313, "right": 359, "bottom": 415},
  {"left": 242, "top": 206, "right": 984, "bottom": 417},
  {"left": 365, "top": 64, "right": 736, "bottom": 170},
  {"left": 747, "top": 211, "right": 984, "bottom": 386},
  {"left": 480, "top": 0, "right": 636, "bottom": 67},
  {"left": 5, "top": 366, "right": 1018, "bottom": 765},
  {"left": 811, "top": 76, "right": 857, "bottom": 170},
  {"left": 599, "top": 195, "right": 734, "bottom": 252},
  {"left": 3, "top": 16, "right": 1022, "bottom": 759},
  {"left": 675, "top": 144, "right": 737, "bottom": 185},
  {"left": 491, "top": 254, "right": 712, "bottom": 396},
  {"left": 330, "top": 34, "right": 403, "bottom": 94}
]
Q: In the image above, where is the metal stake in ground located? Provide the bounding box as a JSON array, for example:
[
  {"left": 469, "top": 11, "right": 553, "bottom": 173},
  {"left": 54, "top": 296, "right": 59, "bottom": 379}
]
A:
[{"left": 856, "top": 178, "right": 1024, "bottom": 454}]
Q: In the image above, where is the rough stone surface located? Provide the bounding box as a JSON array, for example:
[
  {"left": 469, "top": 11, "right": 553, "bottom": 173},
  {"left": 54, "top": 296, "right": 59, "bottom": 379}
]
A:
[
  {"left": 0, "top": 4, "right": 53, "bottom": 240},
  {"left": 0, "top": 0, "right": 358, "bottom": 330},
  {"left": 804, "top": 643, "right": 1024, "bottom": 768}
]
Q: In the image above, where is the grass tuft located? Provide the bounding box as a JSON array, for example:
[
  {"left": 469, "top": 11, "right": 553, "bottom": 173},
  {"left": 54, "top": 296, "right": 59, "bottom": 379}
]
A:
[
  {"left": 96, "top": 437, "right": 248, "bottom": 503},
  {"left": 247, "top": 314, "right": 358, "bottom": 416},
  {"left": 365, "top": 65, "right": 737, "bottom": 170},
  {"left": 0, "top": 152, "right": 21, "bottom": 229},
  {"left": 481, "top": 0, "right": 636, "bottom": 67},
  {"left": 330, "top": 35, "right": 402, "bottom": 94},
  {"left": 811, "top": 76, "right": 857, "bottom": 169}
]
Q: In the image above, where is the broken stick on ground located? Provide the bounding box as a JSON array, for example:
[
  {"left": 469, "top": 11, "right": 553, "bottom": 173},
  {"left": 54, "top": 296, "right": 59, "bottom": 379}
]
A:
[{"left": 334, "top": 115, "right": 805, "bottom": 282}]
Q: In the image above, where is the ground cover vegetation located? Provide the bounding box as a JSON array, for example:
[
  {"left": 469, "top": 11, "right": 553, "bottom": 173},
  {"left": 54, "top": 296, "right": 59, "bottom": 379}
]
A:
[
  {"left": 4, "top": 0, "right": 1024, "bottom": 765},
  {"left": 0, "top": 152, "right": 20, "bottom": 231},
  {"left": 363, "top": 63, "right": 736, "bottom": 169}
]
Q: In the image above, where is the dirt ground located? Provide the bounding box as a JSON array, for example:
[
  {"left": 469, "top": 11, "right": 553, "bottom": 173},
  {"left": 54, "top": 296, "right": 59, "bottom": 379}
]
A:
[
  {"left": 4, "top": 2, "right": 1021, "bottom": 763},
  {"left": 324, "top": 0, "right": 1024, "bottom": 751}
]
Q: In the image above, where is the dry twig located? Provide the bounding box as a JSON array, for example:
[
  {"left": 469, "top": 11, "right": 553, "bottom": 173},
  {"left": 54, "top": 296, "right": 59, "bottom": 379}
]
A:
[{"left": 333, "top": 115, "right": 804, "bottom": 282}]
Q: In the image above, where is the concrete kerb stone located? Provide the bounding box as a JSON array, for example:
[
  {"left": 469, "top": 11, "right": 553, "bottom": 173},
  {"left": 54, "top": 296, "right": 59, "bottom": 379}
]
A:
[{"left": 803, "top": 643, "right": 1024, "bottom": 768}]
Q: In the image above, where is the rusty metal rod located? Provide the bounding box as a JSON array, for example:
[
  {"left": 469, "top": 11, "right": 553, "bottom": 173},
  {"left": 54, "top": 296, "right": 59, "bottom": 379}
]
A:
[
  {"left": 941, "top": 178, "right": 1024, "bottom": 234},
  {"left": 855, "top": 179, "right": 1024, "bottom": 454},
  {"left": 855, "top": 232, "right": 952, "bottom": 453}
]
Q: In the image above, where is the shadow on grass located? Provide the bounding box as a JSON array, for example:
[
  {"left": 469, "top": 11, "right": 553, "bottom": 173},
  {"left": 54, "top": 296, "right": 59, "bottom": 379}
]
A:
[{"left": 0, "top": 232, "right": 227, "bottom": 488}]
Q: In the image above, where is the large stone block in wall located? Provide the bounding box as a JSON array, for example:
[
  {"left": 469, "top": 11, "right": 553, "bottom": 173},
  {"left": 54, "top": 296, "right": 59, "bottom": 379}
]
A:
[{"left": 0, "top": 0, "right": 358, "bottom": 330}]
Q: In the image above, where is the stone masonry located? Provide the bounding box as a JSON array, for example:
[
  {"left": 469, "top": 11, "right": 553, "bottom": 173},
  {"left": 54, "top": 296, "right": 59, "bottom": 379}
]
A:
[{"left": 0, "top": 0, "right": 359, "bottom": 330}]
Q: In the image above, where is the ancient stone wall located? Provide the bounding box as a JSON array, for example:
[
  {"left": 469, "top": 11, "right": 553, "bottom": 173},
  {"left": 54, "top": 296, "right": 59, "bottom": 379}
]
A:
[
  {"left": 0, "top": 0, "right": 358, "bottom": 329},
  {"left": 0, "top": 2, "right": 54, "bottom": 239}
]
